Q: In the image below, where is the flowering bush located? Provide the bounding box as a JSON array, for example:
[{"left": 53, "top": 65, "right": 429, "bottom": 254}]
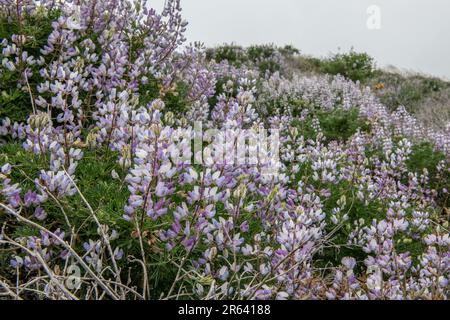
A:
[
  {"left": 206, "top": 44, "right": 290, "bottom": 76},
  {"left": 0, "top": 0, "right": 449, "bottom": 300},
  {"left": 321, "top": 50, "right": 375, "bottom": 83}
]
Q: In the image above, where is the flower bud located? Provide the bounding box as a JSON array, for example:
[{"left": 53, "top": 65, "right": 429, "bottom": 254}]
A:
[
  {"left": 86, "top": 128, "right": 99, "bottom": 149},
  {"left": 164, "top": 111, "right": 175, "bottom": 126},
  {"left": 289, "top": 126, "right": 299, "bottom": 139},
  {"left": 151, "top": 99, "right": 165, "bottom": 111},
  {"left": 150, "top": 123, "right": 161, "bottom": 136}
]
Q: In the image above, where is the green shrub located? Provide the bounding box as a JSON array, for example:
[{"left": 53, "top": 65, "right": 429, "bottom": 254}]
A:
[
  {"left": 317, "top": 108, "right": 371, "bottom": 141},
  {"left": 207, "top": 44, "right": 285, "bottom": 74},
  {"left": 207, "top": 44, "right": 247, "bottom": 68},
  {"left": 321, "top": 50, "right": 375, "bottom": 83},
  {"left": 290, "top": 107, "right": 371, "bottom": 142},
  {"left": 278, "top": 45, "right": 300, "bottom": 56}
]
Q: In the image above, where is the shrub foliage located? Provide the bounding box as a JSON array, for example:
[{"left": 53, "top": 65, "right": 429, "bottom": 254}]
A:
[{"left": 0, "top": 1, "right": 448, "bottom": 300}]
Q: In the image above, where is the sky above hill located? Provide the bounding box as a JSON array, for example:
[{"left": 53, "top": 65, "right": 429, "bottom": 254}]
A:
[{"left": 153, "top": 0, "right": 450, "bottom": 79}]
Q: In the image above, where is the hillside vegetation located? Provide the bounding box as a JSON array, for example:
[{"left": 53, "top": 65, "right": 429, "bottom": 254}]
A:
[{"left": 0, "top": 1, "right": 448, "bottom": 300}]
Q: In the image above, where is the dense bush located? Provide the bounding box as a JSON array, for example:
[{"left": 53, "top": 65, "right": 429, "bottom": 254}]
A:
[
  {"left": 207, "top": 44, "right": 294, "bottom": 76},
  {"left": 206, "top": 44, "right": 247, "bottom": 68},
  {"left": 0, "top": 0, "right": 449, "bottom": 301},
  {"left": 0, "top": 7, "right": 59, "bottom": 123},
  {"left": 285, "top": 50, "right": 450, "bottom": 131},
  {"left": 321, "top": 50, "right": 375, "bottom": 83},
  {"left": 370, "top": 71, "right": 450, "bottom": 121}
]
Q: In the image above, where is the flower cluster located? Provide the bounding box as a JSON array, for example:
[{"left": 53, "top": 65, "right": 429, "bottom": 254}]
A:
[{"left": 0, "top": 0, "right": 448, "bottom": 300}]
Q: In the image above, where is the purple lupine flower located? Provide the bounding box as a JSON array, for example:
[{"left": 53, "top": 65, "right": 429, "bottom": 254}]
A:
[{"left": 34, "top": 207, "right": 47, "bottom": 221}]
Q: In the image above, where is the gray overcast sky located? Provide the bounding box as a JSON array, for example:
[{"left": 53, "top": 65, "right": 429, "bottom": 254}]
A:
[{"left": 153, "top": 0, "right": 450, "bottom": 79}]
